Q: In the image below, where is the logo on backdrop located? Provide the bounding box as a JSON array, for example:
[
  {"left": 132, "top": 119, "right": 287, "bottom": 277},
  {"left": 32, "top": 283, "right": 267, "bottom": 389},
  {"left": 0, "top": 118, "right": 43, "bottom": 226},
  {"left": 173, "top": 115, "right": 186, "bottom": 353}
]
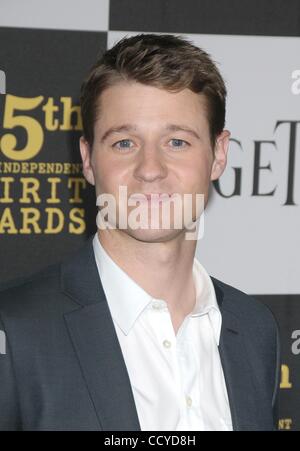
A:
[
  {"left": 0, "top": 91, "right": 87, "bottom": 235},
  {"left": 215, "top": 120, "right": 300, "bottom": 206}
]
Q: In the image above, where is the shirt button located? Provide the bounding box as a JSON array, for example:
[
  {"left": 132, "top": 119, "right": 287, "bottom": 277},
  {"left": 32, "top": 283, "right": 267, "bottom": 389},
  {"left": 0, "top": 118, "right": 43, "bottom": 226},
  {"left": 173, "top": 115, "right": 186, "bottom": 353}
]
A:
[
  {"left": 186, "top": 396, "right": 193, "bottom": 407},
  {"left": 152, "top": 302, "right": 162, "bottom": 310},
  {"left": 163, "top": 340, "right": 172, "bottom": 348}
]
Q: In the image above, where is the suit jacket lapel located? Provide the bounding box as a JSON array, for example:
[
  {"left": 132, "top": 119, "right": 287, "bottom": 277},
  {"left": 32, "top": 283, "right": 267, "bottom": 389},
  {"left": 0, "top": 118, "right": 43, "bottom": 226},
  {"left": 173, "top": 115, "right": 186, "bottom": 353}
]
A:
[
  {"left": 61, "top": 236, "right": 141, "bottom": 431},
  {"left": 212, "top": 278, "right": 263, "bottom": 431}
]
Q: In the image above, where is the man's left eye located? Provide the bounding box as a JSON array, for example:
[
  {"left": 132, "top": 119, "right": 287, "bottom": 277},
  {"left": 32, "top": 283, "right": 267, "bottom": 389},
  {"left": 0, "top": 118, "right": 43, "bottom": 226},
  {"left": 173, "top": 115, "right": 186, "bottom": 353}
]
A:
[{"left": 169, "top": 139, "right": 189, "bottom": 148}]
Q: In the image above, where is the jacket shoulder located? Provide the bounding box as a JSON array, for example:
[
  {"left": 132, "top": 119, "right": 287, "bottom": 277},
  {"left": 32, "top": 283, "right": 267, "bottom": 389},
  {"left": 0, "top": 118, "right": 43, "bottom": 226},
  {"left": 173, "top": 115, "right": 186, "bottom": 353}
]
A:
[{"left": 211, "top": 276, "right": 279, "bottom": 334}]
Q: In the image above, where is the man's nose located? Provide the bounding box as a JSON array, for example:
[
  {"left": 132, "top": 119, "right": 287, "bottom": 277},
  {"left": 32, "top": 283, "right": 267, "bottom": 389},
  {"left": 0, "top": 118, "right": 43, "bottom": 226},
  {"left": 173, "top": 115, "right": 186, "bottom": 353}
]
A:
[{"left": 133, "top": 147, "right": 168, "bottom": 183}]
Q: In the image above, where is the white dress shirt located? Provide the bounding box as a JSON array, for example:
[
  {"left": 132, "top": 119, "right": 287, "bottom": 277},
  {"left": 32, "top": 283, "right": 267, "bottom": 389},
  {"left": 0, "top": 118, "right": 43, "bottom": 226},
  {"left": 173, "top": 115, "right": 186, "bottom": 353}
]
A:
[{"left": 93, "top": 233, "right": 233, "bottom": 431}]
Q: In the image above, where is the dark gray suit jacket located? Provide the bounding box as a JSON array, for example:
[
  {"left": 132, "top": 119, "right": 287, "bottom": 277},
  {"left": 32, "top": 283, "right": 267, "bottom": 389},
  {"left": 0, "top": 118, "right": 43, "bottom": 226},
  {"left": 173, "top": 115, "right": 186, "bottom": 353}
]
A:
[{"left": 0, "top": 236, "right": 280, "bottom": 431}]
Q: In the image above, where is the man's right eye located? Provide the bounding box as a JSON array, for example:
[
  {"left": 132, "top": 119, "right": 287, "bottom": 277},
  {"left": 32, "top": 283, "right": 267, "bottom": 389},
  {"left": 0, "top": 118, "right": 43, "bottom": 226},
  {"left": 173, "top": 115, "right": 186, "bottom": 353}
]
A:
[{"left": 112, "top": 139, "right": 134, "bottom": 150}]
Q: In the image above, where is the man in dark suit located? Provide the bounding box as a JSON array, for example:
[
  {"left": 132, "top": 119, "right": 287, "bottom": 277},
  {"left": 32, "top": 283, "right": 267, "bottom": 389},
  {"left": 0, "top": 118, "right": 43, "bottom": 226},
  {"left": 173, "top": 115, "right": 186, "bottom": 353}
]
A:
[{"left": 0, "top": 33, "right": 280, "bottom": 431}]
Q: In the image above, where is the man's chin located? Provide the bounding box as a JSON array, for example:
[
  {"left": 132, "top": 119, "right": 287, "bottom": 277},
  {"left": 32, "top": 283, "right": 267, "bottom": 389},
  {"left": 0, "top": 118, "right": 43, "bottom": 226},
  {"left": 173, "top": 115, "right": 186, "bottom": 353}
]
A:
[{"left": 124, "top": 227, "right": 185, "bottom": 243}]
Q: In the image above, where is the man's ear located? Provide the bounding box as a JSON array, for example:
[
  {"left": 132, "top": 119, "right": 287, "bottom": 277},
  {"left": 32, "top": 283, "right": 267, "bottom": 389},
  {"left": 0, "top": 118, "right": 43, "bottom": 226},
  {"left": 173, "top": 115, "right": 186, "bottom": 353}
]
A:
[
  {"left": 79, "top": 136, "right": 95, "bottom": 186},
  {"left": 210, "top": 130, "right": 230, "bottom": 181}
]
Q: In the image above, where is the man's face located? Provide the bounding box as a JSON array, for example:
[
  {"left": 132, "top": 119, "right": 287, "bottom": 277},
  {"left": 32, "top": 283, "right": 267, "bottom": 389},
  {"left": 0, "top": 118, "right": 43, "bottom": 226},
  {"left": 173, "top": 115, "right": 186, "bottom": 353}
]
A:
[{"left": 80, "top": 81, "right": 229, "bottom": 242}]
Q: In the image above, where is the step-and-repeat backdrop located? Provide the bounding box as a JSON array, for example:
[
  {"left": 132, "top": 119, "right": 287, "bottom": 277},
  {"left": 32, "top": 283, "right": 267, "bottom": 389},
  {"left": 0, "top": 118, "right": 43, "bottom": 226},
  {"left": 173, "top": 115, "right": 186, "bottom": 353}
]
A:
[{"left": 0, "top": 0, "right": 299, "bottom": 430}]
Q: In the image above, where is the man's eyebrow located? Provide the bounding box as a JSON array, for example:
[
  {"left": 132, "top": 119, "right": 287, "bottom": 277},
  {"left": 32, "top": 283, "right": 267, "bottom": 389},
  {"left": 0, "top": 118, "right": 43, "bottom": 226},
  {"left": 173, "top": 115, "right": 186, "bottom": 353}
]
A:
[
  {"left": 164, "top": 124, "right": 201, "bottom": 140},
  {"left": 100, "top": 124, "right": 138, "bottom": 143},
  {"left": 99, "top": 123, "right": 201, "bottom": 143}
]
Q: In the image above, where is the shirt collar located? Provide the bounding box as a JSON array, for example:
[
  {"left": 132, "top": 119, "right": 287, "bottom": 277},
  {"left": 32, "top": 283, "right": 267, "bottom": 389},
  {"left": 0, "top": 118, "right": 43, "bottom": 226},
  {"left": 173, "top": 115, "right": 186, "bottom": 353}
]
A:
[
  {"left": 93, "top": 233, "right": 153, "bottom": 335},
  {"left": 191, "top": 258, "right": 222, "bottom": 345},
  {"left": 93, "top": 233, "right": 222, "bottom": 344}
]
